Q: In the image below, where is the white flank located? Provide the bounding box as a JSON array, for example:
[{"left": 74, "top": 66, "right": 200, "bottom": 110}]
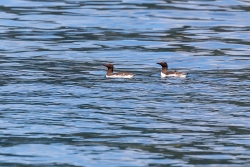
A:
[
  {"left": 161, "top": 72, "right": 186, "bottom": 78},
  {"left": 106, "top": 74, "right": 134, "bottom": 78}
]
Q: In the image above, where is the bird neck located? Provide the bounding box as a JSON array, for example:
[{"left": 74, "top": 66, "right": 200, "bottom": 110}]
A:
[
  {"left": 107, "top": 67, "right": 113, "bottom": 75},
  {"left": 162, "top": 66, "right": 168, "bottom": 73}
]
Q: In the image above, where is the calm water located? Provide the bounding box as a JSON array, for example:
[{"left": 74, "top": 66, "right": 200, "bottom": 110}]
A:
[{"left": 0, "top": 0, "right": 250, "bottom": 166}]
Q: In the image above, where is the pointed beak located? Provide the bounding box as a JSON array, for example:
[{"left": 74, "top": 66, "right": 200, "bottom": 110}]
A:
[
  {"left": 102, "top": 64, "right": 106, "bottom": 66},
  {"left": 156, "top": 62, "right": 161, "bottom": 65}
]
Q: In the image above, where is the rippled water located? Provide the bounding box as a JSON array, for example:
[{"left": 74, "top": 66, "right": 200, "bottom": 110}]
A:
[{"left": 1, "top": 0, "right": 250, "bottom": 166}]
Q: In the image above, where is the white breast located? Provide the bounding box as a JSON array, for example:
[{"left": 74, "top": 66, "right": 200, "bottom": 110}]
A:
[
  {"left": 161, "top": 72, "right": 186, "bottom": 78},
  {"left": 106, "top": 74, "right": 134, "bottom": 78}
]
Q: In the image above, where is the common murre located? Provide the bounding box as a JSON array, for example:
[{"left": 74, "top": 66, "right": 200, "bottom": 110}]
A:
[
  {"left": 103, "top": 63, "right": 134, "bottom": 78},
  {"left": 157, "top": 62, "right": 187, "bottom": 78}
]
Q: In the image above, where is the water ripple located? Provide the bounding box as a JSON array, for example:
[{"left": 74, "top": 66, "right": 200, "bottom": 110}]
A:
[{"left": 0, "top": 0, "right": 250, "bottom": 166}]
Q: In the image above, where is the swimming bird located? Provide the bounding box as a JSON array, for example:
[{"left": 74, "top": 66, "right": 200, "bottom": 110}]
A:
[
  {"left": 103, "top": 63, "right": 134, "bottom": 78},
  {"left": 157, "top": 62, "right": 187, "bottom": 78}
]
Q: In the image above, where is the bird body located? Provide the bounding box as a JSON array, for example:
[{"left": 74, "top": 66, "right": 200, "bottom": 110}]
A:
[
  {"left": 103, "top": 64, "right": 134, "bottom": 78},
  {"left": 157, "top": 62, "right": 187, "bottom": 78}
]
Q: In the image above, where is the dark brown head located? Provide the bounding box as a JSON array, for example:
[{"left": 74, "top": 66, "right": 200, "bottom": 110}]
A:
[
  {"left": 157, "top": 62, "right": 168, "bottom": 69},
  {"left": 103, "top": 63, "right": 114, "bottom": 68},
  {"left": 103, "top": 63, "right": 114, "bottom": 74}
]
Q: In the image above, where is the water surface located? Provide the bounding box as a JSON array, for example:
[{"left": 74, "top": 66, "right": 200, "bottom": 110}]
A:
[{"left": 0, "top": 0, "right": 250, "bottom": 166}]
